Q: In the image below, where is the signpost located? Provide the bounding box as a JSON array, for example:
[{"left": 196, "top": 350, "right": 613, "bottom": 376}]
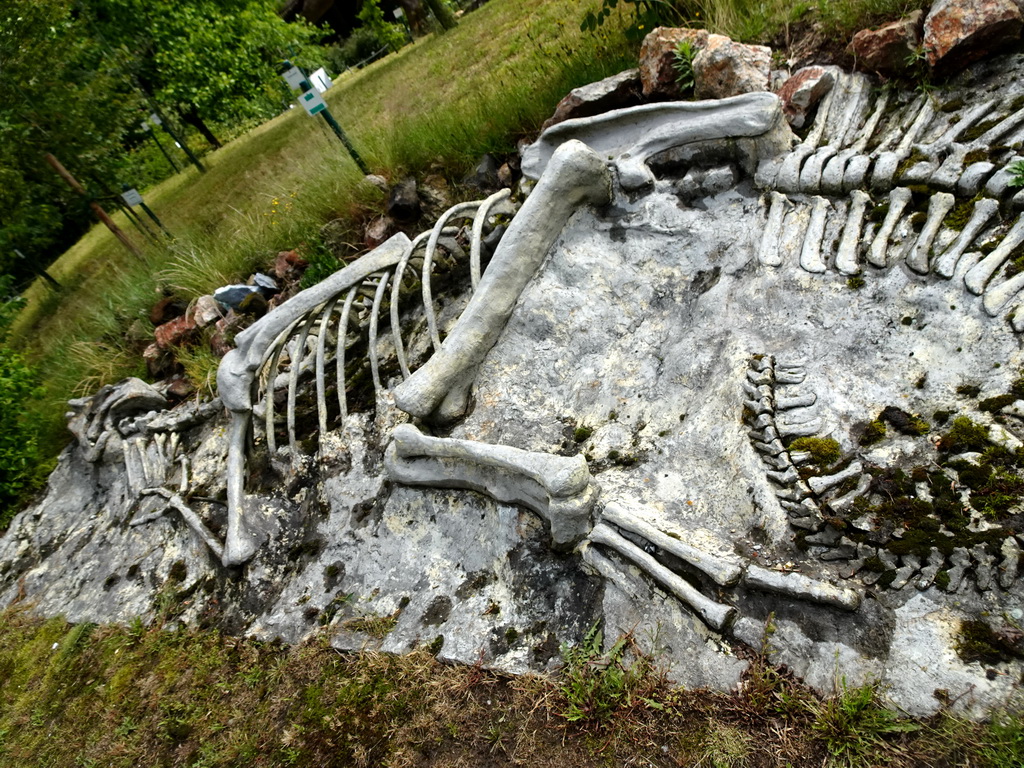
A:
[
  {"left": 141, "top": 120, "right": 180, "bottom": 174},
  {"left": 121, "top": 184, "right": 173, "bottom": 239},
  {"left": 279, "top": 61, "right": 369, "bottom": 175}
]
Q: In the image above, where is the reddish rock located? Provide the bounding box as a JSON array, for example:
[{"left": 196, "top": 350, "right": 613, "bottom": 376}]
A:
[
  {"left": 776, "top": 66, "right": 837, "bottom": 129},
  {"left": 273, "top": 249, "right": 308, "bottom": 280},
  {"left": 639, "top": 27, "right": 709, "bottom": 98},
  {"left": 541, "top": 69, "right": 643, "bottom": 131},
  {"left": 851, "top": 12, "right": 923, "bottom": 75},
  {"left": 149, "top": 296, "right": 187, "bottom": 326},
  {"left": 163, "top": 375, "right": 195, "bottom": 401},
  {"left": 924, "top": 0, "right": 1023, "bottom": 71},
  {"left": 693, "top": 35, "right": 771, "bottom": 100},
  {"left": 497, "top": 162, "right": 515, "bottom": 188},
  {"left": 365, "top": 216, "right": 394, "bottom": 249},
  {"left": 154, "top": 313, "right": 198, "bottom": 350}
]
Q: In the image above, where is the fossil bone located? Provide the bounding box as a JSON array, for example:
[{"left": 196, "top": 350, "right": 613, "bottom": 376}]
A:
[{"left": 385, "top": 423, "right": 595, "bottom": 548}]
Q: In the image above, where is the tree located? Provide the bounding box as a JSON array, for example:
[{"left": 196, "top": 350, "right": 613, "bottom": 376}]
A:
[
  {"left": 0, "top": 0, "right": 140, "bottom": 283},
  {"left": 86, "top": 0, "right": 324, "bottom": 147},
  {"left": 422, "top": 0, "right": 458, "bottom": 30}
]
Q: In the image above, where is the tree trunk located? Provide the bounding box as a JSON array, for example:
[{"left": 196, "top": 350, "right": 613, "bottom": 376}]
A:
[
  {"left": 178, "top": 106, "right": 222, "bottom": 150},
  {"left": 422, "top": 0, "right": 457, "bottom": 30}
]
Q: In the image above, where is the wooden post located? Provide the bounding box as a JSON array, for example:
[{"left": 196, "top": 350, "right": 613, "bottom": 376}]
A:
[{"left": 44, "top": 153, "right": 144, "bottom": 259}]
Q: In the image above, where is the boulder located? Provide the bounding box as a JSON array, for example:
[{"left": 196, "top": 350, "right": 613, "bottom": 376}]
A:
[
  {"left": 924, "top": 0, "right": 1023, "bottom": 71},
  {"left": 362, "top": 174, "right": 389, "bottom": 193},
  {"left": 387, "top": 177, "right": 421, "bottom": 222},
  {"left": 192, "top": 295, "right": 223, "bottom": 329},
  {"left": 251, "top": 273, "right": 279, "bottom": 298},
  {"left": 775, "top": 66, "right": 837, "bottom": 129},
  {"left": 694, "top": 35, "right": 771, "bottom": 100},
  {"left": 639, "top": 27, "right": 709, "bottom": 98},
  {"left": 462, "top": 154, "right": 501, "bottom": 191},
  {"left": 365, "top": 216, "right": 394, "bottom": 249},
  {"left": 850, "top": 12, "right": 924, "bottom": 76},
  {"left": 154, "top": 314, "right": 198, "bottom": 350},
  {"left": 541, "top": 69, "right": 643, "bottom": 131},
  {"left": 213, "top": 284, "right": 262, "bottom": 311}
]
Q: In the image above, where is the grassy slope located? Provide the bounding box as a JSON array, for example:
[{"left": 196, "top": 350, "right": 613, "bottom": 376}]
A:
[
  {"left": 10, "top": 0, "right": 635, "bottom": 465},
  {"left": 0, "top": 608, "right": 1022, "bottom": 767}
]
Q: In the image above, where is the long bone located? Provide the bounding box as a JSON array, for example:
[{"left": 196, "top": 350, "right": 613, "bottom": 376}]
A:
[
  {"left": 587, "top": 523, "right": 737, "bottom": 631},
  {"left": 384, "top": 422, "right": 596, "bottom": 549},
  {"left": 520, "top": 92, "right": 794, "bottom": 190},
  {"left": 393, "top": 140, "right": 613, "bottom": 424}
]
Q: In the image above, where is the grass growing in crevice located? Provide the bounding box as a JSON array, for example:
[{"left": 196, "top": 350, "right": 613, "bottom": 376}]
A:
[{"left": 2, "top": 607, "right": 1024, "bottom": 767}]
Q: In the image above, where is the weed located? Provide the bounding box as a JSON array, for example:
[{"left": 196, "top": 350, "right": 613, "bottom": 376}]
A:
[
  {"left": 811, "top": 680, "right": 918, "bottom": 767},
  {"left": 1007, "top": 159, "right": 1024, "bottom": 189},
  {"left": 557, "top": 623, "right": 661, "bottom": 723},
  {"left": 847, "top": 275, "right": 865, "bottom": 289},
  {"left": 673, "top": 39, "right": 697, "bottom": 93},
  {"left": 573, "top": 425, "right": 594, "bottom": 442}
]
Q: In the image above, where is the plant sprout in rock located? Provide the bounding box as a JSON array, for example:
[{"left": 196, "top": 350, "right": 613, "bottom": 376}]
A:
[{"left": 673, "top": 39, "right": 697, "bottom": 93}]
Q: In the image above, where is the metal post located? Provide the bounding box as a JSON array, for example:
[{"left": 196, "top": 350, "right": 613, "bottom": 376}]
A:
[
  {"left": 320, "top": 110, "right": 370, "bottom": 175},
  {"left": 15, "top": 249, "right": 61, "bottom": 290},
  {"left": 144, "top": 122, "right": 180, "bottom": 173},
  {"left": 150, "top": 108, "right": 205, "bottom": 174},
  {"left": 139, "top": 202, "right": 173, "bottom": 239}
]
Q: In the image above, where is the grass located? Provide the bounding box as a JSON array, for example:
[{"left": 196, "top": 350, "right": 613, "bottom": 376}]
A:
[
  {"left": 8, "top": 0, "right": 637, "bottom": 467},
  {"left": 0, "top": 607, "right": 1023, "bottom": 767}
]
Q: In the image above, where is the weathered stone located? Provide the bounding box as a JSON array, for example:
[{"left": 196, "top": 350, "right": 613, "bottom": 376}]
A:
[
  {"left": 143, "top": 342, "right": 175, "bottom": 379},
  {"left": 251, "top": 273, "right": 279, "bottom": 298},
  {"left": 693, "top": 35, "right": 771, "bottom": 100},
  {"left": 776, "top": 66, "right": 836, "bottom": 129},
  {"left": 462, "top": 154, "right": 500, "bottom": 192},
  {"left": 154, "top": 313, "right": 198, "bottom": 350},
  {"left": 541, "top": 69, "right": 643, "bottom": 131},
  {"left": 214, "top": 284, "right": 261, "bottom": 311},
  {"left": 638, "top": 27, "right": 709, "bottom": 98},
  {"left": 387, "top": 177, "right": 421, "bottom": 222},
  {"left": 924, "top": 0, "right": 1023, "bottom": 71},
  {"left": 850, "top": 12, "right": 923, "bottom": 76},
  {"left": 362, "top": 173, "right": 389, "bottom": 193},
  {"left": 192, "top": 295, "right": 223, "bottom": 329},
  {"left": 364, "top": 216, "right": 394, "bottom": 249}
]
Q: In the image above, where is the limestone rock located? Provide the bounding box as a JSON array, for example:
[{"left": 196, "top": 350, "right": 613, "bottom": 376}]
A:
[
  {"left": 362, "top": 174, "right": 389, "bottom": 193},
  {"left": 213, "top": 284, "right": 261, "bottom": 311},
  {"left": 541, "top": 69, "right": 643, "bottom": 131},
  {"left": 364, "top": 216, "right": 394, "bottom": 249},
  {"left": 775, "top": 66, "right": 836, "bottom": 129},
  {"left": 850, "top": 11, "right": 924, "bottom": 75},
  {"left": 693, "top": 35, "right": 771, "bottom": 100},
  {"left": 143, "top": 342, "right": 174, "bottom": 379},
  {"left": 639, "top": 27, "right": 709, "bottom": 98},
  {"left": 192, "top": 295, "right": 223, "bottom": 329},
  {"left": 273, "top": 249, "right": 308, "bottom": 281},
  {"left": 387, "top": 177, "right": 421, "bottom": 222},
  {"left": 924, "top": 0, "right": 1023, "bottom": 71}
]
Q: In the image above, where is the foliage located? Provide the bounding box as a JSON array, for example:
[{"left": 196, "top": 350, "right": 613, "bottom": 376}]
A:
[
  {"left": 581, "top": 0, "right": 687, "bottom": 40},
  {"left": 810, "top": 680, "right": 918, "bottom": 767},
  {"left": 557, "top": 624, "right": 661, "bottom": 722},
  {"left": 672, "top": 39, "right": 697, "bottom": 92},
  {"left": 356, "top": 0, "right": 408, "bottom": 55},
  {"left": 1008, "top": 159, "right": 1024, "bottom": 189},
  {"left": 324, "top": 27, "right": 386, "bottom": 72}
]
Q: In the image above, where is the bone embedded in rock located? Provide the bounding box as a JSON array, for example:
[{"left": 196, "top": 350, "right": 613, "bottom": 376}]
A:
[
  {"left": 587, "top": 523, "right": 736, "bottom": 631},
  {"left": 744, "top": 564, "right": 860, "bottom": 610},
  {"left": 601, "top": 501, "right": 743, "bottom": 587},
  {"left": 757, "top": 192, "right": 790, "bottom": 267},
  {"left": 807, "top": 461, "right": 863, "bottom": 495},
  {"left": 835, "top": 189, "right": 869, "bottom": 275},
  {"left": 393, "top": 140, "right": 613, "bottom": 423},
  {"left": 934, "top": 197, "right": 999, "bottom": 278},
  {"left": 799, "top": 196, "right": 831, "bottom": 273},
  {"left": 907, "top": 192, "right": 955, "bottom": 275},
  {"left": 964, "top": 214, "right": 1024, "bottom": 295},
  {"left": 520, "top": 92, "right": 793, "bottom": 185},
  {"left": 868, "top": 187, "right": 913, "bottom": 268}
]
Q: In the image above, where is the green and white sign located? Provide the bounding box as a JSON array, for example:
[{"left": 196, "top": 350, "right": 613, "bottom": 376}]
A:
[{"left": 299, "top": 89, "right": 326, "bottom": 116}]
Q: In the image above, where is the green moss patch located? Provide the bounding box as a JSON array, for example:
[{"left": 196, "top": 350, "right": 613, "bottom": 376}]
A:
[{"left": 788, "top": 437, "right": 842, "bottom": 467}]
